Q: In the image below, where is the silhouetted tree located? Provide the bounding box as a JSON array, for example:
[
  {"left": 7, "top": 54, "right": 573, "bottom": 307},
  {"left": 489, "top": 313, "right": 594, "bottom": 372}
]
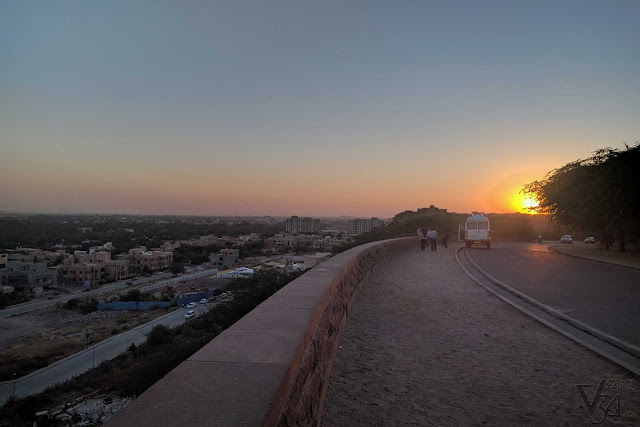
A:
[{"left": 523, "top": 143, "right": 639, "bottom": 252}]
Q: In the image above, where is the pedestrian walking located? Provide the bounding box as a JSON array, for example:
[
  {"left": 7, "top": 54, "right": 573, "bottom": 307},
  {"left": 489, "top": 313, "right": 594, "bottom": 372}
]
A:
[
  {"left": 417, "top": 227, "right": 428, "bottom": 251},
  {"left": 442, "top": 231, "right": 449, "bottom": 248},
  {"left": 427, "top": 227, "right": 439, "bottom": 252}
]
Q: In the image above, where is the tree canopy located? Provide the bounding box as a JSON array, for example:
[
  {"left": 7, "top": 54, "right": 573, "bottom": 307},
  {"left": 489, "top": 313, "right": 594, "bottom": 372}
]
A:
[{"left": 523, "top": 143, "right": 639, "bottom": 251}]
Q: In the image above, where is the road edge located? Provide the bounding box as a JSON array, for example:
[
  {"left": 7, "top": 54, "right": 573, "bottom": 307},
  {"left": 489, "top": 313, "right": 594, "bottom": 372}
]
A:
[
  {"left": 455, "top": 247, "right": 640, "bottom": 378},
  {"left": 548, "top": 245, "right": 640, "bottom": 272},
  {"left": 0, "top": 307, "right": 179, "bottom": 386}
]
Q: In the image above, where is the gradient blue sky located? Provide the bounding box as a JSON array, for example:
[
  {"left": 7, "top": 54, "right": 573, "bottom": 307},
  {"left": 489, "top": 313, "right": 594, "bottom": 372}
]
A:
[{"left": 1, "top": 1, "right": 639, "bottom": 216}]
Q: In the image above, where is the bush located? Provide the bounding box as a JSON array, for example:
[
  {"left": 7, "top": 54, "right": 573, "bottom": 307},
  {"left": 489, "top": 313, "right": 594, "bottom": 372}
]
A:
[
  {"left": 78, "top": 299, "right": 98, "bottom": 314},
  {"left": 63, "top": 298, "right": 80, "bottom": 310},
  {"left": 120, "top": 289, "right": 141, "bottom": 302},
  {"left": 62, "top": 297, "right": 97, "bottom": 314},
  {"left": 146, "top": 325, "right": 173, "bottom": 346}
]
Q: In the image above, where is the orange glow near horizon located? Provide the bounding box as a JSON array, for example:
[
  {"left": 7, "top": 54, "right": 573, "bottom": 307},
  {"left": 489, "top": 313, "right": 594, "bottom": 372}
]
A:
[{"left": 511, "top": 192, "right": 539, "bottom": 214}]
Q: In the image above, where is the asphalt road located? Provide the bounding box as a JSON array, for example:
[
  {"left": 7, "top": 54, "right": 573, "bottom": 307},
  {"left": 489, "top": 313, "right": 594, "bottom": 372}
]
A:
[
  {"left": 0, "top": 303, "right": 213, "bottom": 404},
  {"left": 466, "top": 242, "right": 640, "bottom": 347},
  {"left": 0, "top": 273, "right": 172, "bottom": 319}
]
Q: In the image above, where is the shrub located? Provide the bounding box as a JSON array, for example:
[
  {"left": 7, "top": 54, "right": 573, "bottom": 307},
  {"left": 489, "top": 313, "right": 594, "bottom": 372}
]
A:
[
  {"left": 78, "top": 298, "right": 98, "bottom": 314},
  {"left": 120, "top": 289, "right": 141, "bottom": 302},
  {"left": 63, "top": 298, "right": 80, "bottom": 310},
  {"left": 146, "top": 325, "right": 173, "bottom": 346}
]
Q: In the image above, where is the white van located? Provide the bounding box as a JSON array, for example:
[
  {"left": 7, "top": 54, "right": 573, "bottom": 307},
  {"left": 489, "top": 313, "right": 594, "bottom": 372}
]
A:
[{"left": 465, "top": 213, "right": 491, "bottom": 249}]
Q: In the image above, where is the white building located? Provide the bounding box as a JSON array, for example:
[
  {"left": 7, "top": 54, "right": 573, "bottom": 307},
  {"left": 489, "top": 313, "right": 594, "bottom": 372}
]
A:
[
  {"left": 348, "top": 217, "right": 384, "bottom": 236},
  {"left": 285, "top": 216, "right": 321, "bottom": 233}
]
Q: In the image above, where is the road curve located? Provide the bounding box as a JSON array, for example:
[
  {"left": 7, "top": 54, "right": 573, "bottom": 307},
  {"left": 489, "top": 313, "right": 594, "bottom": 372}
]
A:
[{"left": 466, "top": 242, "right": 640, "bottom": 347}]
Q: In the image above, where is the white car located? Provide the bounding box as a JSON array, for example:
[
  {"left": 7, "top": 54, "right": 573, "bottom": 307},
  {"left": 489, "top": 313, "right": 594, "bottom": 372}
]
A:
[
  {"left": 199, "top": 298, "right": 208, "bottom": 304},
  {"left": 560, "top": 235, "right": 573, "bottom": 244},
  {"left": 184, "top": 310, "right": 195, "bottom": 319},
  {"left": 186, "top": 302, "right": 197, "bottom": 309}
]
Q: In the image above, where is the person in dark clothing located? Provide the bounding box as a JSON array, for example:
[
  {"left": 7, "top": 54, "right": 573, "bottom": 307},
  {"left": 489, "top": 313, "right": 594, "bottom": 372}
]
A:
[{"left": 442, "top": 231, "right": 449, "bottom": 248}]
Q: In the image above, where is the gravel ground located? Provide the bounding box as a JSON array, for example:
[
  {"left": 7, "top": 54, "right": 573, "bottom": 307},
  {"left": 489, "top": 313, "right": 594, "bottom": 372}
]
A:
[
  {"left": 0, "top": 305, "right": 124, "bottom": 350},
  {"left": 322, "top": 243, "right": 640, "bottom": 426}
]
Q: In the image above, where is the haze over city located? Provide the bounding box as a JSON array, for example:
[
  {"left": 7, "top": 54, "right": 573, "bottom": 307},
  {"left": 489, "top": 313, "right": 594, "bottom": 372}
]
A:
[{"left": 1, "top": 1, "right": 639, "bottom": 217}]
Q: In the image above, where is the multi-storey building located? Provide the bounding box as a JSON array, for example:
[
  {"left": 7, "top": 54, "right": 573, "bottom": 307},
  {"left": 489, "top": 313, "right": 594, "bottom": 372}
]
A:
[
  {"left": 103, "top": 259, "right": 130, "bottom": 281},
  {"left": 58, "top": 250, "right": 132, "bottom": 285},
  {"left": 126, "top": 247, "right": 173, "bottom": 274},
  {"left": 348, "top": 217, "right": 384, "bottom": 236},
  {"left": 209, "top": 248, "right": 240, "bottom": 269},
  {"left": 3, "top": 260, "right": 57, "bottom": 295},
  {"left": 58, "top": 261, "right": 102, "bottom": 285},
  {"left": 285, "top": 216, "right": 321, "bottom": 233}
]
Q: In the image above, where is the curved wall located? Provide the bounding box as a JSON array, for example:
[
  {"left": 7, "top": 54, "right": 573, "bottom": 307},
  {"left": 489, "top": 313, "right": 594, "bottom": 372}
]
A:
[{"left": 108, "top": 237, "right": 415, "bottom": 427}]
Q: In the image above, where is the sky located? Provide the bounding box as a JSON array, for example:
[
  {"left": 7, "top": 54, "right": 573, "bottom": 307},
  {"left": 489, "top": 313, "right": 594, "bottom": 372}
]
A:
[{"left": 1, "top": 1, "right": 639, "bottom": 217}]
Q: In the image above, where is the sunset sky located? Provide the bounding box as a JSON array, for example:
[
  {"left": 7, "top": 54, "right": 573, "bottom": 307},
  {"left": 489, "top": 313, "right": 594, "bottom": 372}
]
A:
[{"left": 1, "top": 1, "right": 639, "bottom": 217}]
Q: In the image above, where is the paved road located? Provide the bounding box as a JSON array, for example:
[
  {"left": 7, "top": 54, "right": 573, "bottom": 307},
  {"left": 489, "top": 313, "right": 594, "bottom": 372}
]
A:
[
  {"left": 0, "top": 303, "right": 212, "bottom": 404},
  {"left": 0, "top": 273, "right": 172, "bottom": 319},
  {"left": 322, "top": 245, "right": 639, "bottom": 426},
  {"left": 466, "top": 242, "right": 640, "bottom": 347}
]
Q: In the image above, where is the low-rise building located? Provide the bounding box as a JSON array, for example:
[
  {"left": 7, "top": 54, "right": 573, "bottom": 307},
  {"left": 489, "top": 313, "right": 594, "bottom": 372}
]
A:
[
  {"left": 209, "top": 248, "right": 240, "bottom": 269},
  {"left": 3, "top": 260, "right": 57, "bottom": 295},
  {"left": 127, "top": 247, "right": 173, "bottom": 274},
  {"left": 264, "top": 234, "right": 317, "bottom": 250},
  {"left": 58, "top": 261, "right": 101, "bottom": 286},
  {"left": 312, "top": 238, "right": 344, "bottom": 252},
  {"left": 103, "top": 259, "right": 130, "bottom": 281},
  {"left": 58, "top": 250, "right": 132, "bottom": 285}
]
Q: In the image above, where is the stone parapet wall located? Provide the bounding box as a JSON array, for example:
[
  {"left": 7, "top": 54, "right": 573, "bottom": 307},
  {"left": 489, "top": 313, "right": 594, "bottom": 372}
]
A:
[
  {"left": 107, "top": 237, "right": 415, "bottom": 427},
  {"left": 267, "top": 237, "right": 415, "bottom": 426}
]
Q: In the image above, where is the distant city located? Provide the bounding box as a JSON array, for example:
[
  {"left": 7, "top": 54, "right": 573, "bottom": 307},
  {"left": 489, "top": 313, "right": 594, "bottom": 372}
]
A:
[{"left": 0, "top": 214, "right": 385, "bottom": 299}]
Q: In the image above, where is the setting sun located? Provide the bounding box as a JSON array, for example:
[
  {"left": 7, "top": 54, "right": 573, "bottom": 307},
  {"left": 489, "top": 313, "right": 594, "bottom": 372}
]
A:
[{"left": 511, "top": 192, "right": 539, "bottom": 214}]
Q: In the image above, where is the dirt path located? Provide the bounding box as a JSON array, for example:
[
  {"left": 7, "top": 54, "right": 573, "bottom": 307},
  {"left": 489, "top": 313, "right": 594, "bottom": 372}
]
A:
[{"left": 322, "top": 244, "right": 640, "bottom": 426}]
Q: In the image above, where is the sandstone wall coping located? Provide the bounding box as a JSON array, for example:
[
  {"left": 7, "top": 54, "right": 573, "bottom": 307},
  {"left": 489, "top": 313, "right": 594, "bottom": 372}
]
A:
[{"left": 107, "top": 237, "right": 415, "bottom": 427}]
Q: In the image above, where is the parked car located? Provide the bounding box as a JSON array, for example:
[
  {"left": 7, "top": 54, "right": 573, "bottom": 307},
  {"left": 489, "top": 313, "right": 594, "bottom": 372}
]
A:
[
  {"left": 186, "top": 302, "right": 197, "bottom": 309},
  {"left": 184, "top": 310, "right": 195, "bottom": 319},
  {"left": 584, "top": 237, "right": 596, "bottom": 244},
  {"left": 560, "top": 235, "right": 573, "bottom": 244},
  {"left": 200, "top": 298, "right": 208, "bottom": 304}
]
